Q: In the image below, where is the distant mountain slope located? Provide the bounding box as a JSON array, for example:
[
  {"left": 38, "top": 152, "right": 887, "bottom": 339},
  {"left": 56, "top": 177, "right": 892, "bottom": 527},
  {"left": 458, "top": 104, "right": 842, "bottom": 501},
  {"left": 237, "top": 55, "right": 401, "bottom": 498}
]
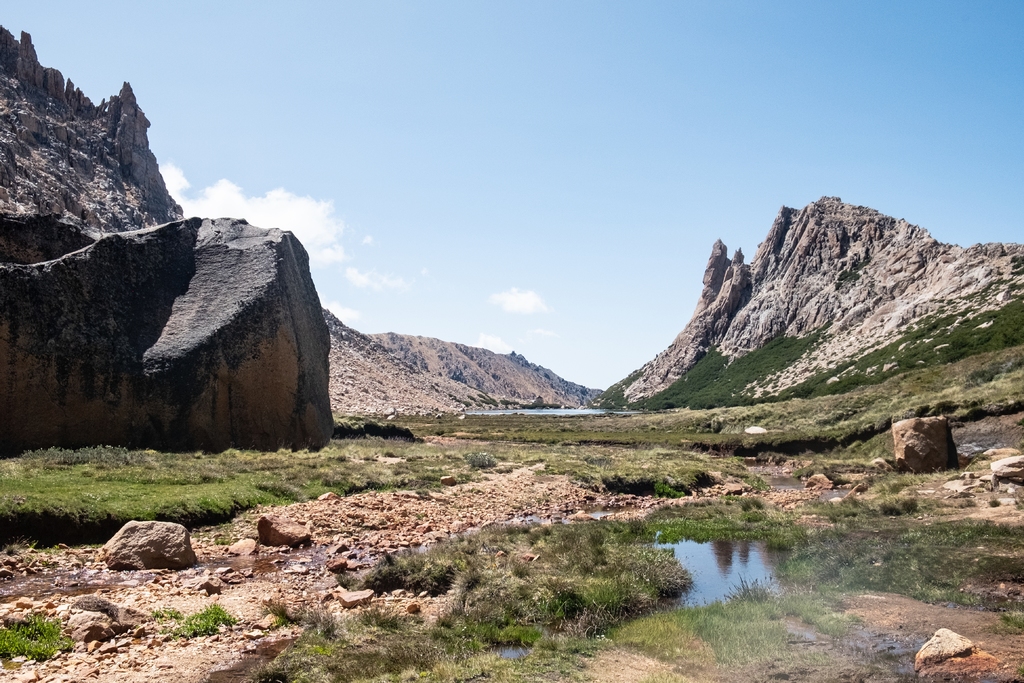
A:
[
  {"left": 324, "top": 310, "right": 482, "bottom": 414},
  {"left": 0, "top": 28, "right": 181, "bottom": 230},
  {"left": 371, "top": 332, "right": 602, "bottom": 408},
  {"left": 600, "top": 197, "right": 1024, "bottom": 409}
]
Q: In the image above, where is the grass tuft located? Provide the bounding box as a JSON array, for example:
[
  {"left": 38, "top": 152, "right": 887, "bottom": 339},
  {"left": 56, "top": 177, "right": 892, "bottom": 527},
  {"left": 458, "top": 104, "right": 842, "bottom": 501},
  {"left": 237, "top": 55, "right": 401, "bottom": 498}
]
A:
[
  {"left": 170, "top": 605, "right": 238, "bottom": 639},
  {"left": 0, "top": 613, "right": 73, "bottom": 661}
]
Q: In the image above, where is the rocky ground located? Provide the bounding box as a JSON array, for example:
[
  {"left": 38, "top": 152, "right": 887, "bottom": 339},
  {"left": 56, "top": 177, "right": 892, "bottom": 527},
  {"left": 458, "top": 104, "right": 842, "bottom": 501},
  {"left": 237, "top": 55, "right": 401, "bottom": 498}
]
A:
[{"left": 2, "top": 453, "right": 1023, "bottom": 682}]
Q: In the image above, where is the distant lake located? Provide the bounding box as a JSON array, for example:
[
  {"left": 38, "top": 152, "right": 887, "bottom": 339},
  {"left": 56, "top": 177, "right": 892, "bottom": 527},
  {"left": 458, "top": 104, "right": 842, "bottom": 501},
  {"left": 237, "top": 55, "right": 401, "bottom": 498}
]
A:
[{"left": 464, "top": 408, "right": 638, "bottom": 416}]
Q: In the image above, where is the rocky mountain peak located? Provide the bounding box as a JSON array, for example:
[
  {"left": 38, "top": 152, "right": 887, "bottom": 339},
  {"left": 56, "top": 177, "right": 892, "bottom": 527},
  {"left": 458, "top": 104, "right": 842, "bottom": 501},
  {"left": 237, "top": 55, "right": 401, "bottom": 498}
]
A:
[
  {"left": 615, "top": 197, "right": 1024, "bottom": 404},
  {"left": 0, "top": 27, "right": 181, "bottom": 230}
]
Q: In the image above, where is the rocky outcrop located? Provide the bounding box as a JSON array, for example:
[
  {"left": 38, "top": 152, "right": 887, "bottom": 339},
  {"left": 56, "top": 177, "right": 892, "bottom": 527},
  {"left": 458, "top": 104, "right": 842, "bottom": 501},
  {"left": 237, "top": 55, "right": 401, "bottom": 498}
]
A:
[
  {"left": 0, "top": 28, "right": 181, "bottom": 230},
  {"left": 892, "top": 417, "right": 958, "bottom": 473},
  {"left": 325, "top": 311, "right": 599, "bottom": 414},
  {"left": 371, "top": 333, "right": 601, "bottom": 408},
  {"left": 0, "top": 214, "right": 333, "bottom": 454},
  {"left": 614, "top": 197, "right": 1024, "bottom": 403},
  {"left": 100, "top": 521, "right": 197, "bottom": 570}
]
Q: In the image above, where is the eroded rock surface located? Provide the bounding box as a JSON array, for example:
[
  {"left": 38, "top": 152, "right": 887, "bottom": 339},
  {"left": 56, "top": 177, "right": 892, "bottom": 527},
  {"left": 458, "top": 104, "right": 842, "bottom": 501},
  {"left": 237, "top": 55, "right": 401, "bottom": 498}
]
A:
[{"left": 0, "top": 215, "right": 333, "bottom": 453}]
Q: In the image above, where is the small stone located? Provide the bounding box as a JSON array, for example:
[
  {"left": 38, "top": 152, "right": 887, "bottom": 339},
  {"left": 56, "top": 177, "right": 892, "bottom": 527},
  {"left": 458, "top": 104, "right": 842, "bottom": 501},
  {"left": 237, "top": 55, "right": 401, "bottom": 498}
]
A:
[
  {"left": 440, "top": 476, "right": 457, "bottom": 486},
  {"left": 325, "top": 557, "right": 349, "bottom": 573},
  {"left": 185, "top": 576, "right": 225, "bottom": 595},
  {"left": 406, "top": 602, "right": 421, "bottom": 614},
  {"left": 870, "top": 458, "right": 893, "bottom": 471},
  {"left": 744, "top": 426, "right": 767, "bottom": 435},
  {"left": 257, "top": 514, "right": 311, "bottom": 547},
  {"left": 519, "top": 553, "right": 538, "bottom": 562},
  {"left": 227, "top": 538, "right": 258, "bottom": 556},
  {"left": 337, "top": 589, "right": 374, "bottom": 608},
  {"left": 805, "top": 474, "right": 833, "bottom": 490},
  {"left": 915, "top": 629, "right": 973, "bottom": 670},
  {"left": 318, "top": 492, "right": 341, "bottom": 501}
]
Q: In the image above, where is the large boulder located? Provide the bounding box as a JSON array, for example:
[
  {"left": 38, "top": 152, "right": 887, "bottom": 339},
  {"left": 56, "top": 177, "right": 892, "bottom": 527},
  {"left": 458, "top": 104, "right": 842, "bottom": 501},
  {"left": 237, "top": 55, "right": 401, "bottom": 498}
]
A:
[
  {"left": 100, "top": 520, "right": 197, "bottom": 570},
  {"left": 0, "top": 214, "right": 332, "bottom": 453},
  {"left": 891, "top": 417, "right": 958, "bottom": 473}
]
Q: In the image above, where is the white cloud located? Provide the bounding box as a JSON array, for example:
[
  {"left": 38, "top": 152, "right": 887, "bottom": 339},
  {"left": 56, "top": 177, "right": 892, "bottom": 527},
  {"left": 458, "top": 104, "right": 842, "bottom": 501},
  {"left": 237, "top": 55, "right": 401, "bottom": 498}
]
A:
[
  {"left": 476, "top": 333, "right": 513, "bottom": 354},
  {"left": 488, "top": 288, "right": 550, "bottom": 314},
  {"left": 162, "top": 163, "right": 346, "bottom": 266},
  {"left": 529, "top": 328, "right": 559, "bottom": 338},
  {"left": 362, "top": 235, "right": 374, "bottom": 246},
  {"left": 345, "top": 267, "right": 407, "bottom": 291},
  {"left": 324, "top": 301, "right": 361, "bottom": 324}
]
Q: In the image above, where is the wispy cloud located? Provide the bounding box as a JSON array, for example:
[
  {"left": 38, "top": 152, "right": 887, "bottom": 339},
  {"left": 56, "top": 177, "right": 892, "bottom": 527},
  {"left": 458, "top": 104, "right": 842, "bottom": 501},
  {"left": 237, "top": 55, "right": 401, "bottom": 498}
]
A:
[
  {"left": 324, "top": 301, "right": 361, "bottom": 324},
  {"left": 476, "top": 333, "right": 513, "bottom": 354},
  {"left": 345, "top": 267, "right": 408, "bottom": 291},
  {"left": 362, "top": 235, "right": 374, "bottom": 246},
  {"left": 163, "top": 163, "right": 345, "bottom": 266},
  {"left": 489, "top": 288, "right": 550, "bottom": 314},
  {"left": 529, "top": 328, "right": 559, "bottom": 338}
]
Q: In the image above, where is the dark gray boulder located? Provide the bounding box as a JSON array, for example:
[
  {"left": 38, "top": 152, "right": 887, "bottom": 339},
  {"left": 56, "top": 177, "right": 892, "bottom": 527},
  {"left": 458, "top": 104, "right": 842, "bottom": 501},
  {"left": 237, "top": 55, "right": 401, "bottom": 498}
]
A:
[{"left": 0, "top": 213, "right": 332, "bottom": 453}]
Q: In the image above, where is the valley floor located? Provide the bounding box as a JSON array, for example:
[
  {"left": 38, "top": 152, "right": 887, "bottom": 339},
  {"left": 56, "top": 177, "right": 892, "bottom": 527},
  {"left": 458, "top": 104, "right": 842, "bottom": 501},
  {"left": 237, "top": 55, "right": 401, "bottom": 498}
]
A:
[{"left": 2, "top": 427, "right": 1024, "bottom": 683}]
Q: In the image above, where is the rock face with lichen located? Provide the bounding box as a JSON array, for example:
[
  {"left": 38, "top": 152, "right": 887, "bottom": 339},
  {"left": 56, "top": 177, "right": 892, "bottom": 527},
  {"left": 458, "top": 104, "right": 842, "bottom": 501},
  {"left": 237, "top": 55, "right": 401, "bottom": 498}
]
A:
[
  {"left": 0, "top": 214, "right": 333, "bottom": 454},
  {"left": 605, "top": 197, "right": 1024, "bottom": 406},
  {"left": 0, "top": 27, "right": 181, "bottom": 230}
]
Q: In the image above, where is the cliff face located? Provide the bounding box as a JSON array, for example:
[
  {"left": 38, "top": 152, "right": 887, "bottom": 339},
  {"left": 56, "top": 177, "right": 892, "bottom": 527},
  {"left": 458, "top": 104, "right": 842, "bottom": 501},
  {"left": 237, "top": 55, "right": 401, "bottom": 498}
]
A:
[
  {"left": 371, "top": 333, "right": 601, "bottom": 408},
  {"left": 617, "top": 197, "right": 1024, "bottom": 403},
  {"left": 0, "top": 28, "right": 181, "bottom": 231}
]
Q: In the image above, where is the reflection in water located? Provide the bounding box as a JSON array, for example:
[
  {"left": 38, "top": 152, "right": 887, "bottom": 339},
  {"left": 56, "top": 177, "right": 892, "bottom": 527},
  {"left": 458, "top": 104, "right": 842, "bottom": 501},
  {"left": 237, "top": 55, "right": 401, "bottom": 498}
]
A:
[
  {"left": 658, "top": 538, "right": 778, "bottom": 605},
  {"left": 711, "top": 540, "right": 734, "bottom": 575}
]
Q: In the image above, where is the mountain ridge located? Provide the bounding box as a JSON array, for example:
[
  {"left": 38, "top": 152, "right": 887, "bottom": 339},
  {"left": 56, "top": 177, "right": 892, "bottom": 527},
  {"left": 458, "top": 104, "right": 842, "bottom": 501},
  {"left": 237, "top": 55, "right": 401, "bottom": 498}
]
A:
[{"left": 602, "top": 197, "right": 1024, "bottom": 408}]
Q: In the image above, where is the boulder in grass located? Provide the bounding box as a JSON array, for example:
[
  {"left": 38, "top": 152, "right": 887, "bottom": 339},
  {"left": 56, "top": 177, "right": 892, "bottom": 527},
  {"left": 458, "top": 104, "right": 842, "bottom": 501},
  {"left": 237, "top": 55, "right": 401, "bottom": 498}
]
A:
[
  {"left": 257, "top": 514, "right": 311, "bottom": 547},
  {"left": 892, "top": 416, "right": 958, "bottom": 473},
  {"left": 101, "top": 521, "right": 196, "bottom": 570}
]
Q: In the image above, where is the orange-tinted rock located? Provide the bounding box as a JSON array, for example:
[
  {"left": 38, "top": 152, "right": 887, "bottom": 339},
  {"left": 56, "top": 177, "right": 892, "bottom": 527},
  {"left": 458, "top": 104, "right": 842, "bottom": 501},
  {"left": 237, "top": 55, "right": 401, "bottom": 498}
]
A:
[
  {"left": 892, "top": 417, "right": 958, "bottom": 473},
  {"left": 257, "top": 514, "right": 311, "bottom": 548},
  {"left": 227, "top": 538, "right": 258, "bottom": 556}
]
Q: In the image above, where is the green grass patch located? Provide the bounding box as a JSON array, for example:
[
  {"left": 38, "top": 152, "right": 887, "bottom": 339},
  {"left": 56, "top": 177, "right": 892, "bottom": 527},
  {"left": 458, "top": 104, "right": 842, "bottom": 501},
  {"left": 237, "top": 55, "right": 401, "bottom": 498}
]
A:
[
  {"left": 169, "top": 605, "right": 238, "bottom": 639},
  {"left": 0, "top": 613, "right": 73, "bottom": 661},
  {"left": 611, "top": 591, "right": 850, "bottom": 668},
  {"left": 637, "top": 333, "right": 823, "bottom": 411},
  {"left": 780, "top": 518, "right": 1024, "bottom": 605},
  {"left": 647, "top": 499, "right": 805, "bottom": 550},
  {"left": 781, "top": 297, "right": 1024, "bottom": 400}
]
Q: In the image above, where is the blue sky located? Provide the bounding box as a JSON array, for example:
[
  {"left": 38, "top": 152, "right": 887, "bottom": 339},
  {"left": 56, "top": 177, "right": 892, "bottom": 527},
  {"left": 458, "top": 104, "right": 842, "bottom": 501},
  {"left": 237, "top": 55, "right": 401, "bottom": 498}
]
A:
[{"left": 5, "top": 2, "right": 1022, "bottom": 388}]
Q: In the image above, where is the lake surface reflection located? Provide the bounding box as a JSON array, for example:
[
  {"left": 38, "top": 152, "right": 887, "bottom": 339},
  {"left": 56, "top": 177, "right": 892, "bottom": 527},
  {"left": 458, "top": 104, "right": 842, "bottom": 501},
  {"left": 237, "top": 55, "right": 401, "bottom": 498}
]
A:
[{"left": 657, "top": 538, "right": 779, "bottom": 605}]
